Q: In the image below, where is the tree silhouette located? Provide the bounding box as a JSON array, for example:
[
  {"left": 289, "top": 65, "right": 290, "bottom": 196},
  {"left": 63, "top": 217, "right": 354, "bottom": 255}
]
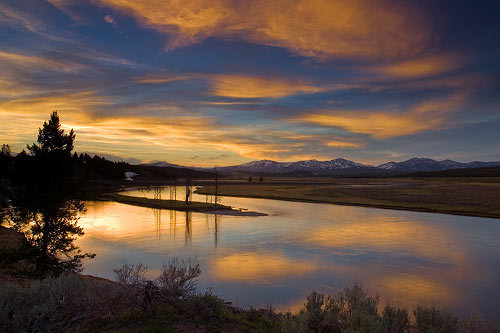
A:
[{"left": 10, "top": 111, "right": 94, "bottom": 277}]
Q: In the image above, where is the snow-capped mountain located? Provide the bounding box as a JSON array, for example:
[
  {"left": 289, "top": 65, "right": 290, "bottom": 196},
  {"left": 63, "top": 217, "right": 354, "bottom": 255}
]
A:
[
  {"left": 376, "top": 158, "right": 500, "bottom": 172},
  {"left": 144, "top": 157, "right": 500, "bottom": 174},
  {"left": 218, "top": 158, "right": 375, "bottom": 174},
  {"left": 143, "top": 161, "right": 187, "bottom": 169}
]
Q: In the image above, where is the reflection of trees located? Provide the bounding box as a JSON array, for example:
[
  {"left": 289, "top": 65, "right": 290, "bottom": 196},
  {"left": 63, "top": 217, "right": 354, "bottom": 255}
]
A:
[
  {"left": 185, "top": 212, "right": 192, "bottom": 247},
  {"left": 162, "top": 210, "right": 221, "bottom": 249},
  {"left": 169, "top": 210, "right": 176, "bottom": 241},
  {"left": 214, "top": 214, "right": 219, "bottom": 249},
  {"left": 145, "top": 186, "right": 221, "bottom": 249},
  {"left": 153, "top": 208, "right": 161, "bottom": 238},
  {"left": 169, "top": 183, "right": 177, "bottom": 200}
]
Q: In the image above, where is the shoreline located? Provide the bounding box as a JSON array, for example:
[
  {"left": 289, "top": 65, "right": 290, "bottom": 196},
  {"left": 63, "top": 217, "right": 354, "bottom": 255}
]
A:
[
  {"left": 194, "top": 186, "right": 500, "bottom": 219},
  {"left": 102, "top": 192, "right": 267, "bottom": 216}
]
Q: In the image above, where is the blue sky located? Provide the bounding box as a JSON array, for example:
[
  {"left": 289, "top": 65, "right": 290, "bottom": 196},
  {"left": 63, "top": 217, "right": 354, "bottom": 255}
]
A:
[{"left": 0, "top": 0, "right": 499, "bottom": 166}]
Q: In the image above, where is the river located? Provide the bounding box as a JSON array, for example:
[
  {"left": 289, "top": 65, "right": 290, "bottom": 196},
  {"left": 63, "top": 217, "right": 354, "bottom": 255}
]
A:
[{"left": 77, "top": 186, "right": 500, "bottom": 319}]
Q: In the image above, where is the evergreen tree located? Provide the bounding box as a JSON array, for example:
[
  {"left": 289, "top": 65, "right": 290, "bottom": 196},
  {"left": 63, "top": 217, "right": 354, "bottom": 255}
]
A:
[{"left": 10, "top": 112, "right": 94, "bottom": 277}]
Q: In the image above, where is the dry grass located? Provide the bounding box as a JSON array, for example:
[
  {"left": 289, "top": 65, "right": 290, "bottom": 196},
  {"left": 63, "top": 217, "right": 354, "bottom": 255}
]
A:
[
  {"left": 105, "top": 193, "right": 232, "bottom": 212},
  {"left": 195, "top": 177, "right": 500, "bottom": 218}
]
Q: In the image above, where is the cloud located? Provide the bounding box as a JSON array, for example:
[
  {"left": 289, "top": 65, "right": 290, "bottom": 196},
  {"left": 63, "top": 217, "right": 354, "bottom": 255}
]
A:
[
  {"left": 46, "top": 0, "right": 86, "bottom": 22},
  {"left": 324, "top": 140, "right": 363, "bottom": 148},
  {"left": 210, "top": 74, "right": 329, "bottom": 98},
  {"left": 99, "top": 0, "right": 430, "bottom": 60},
  {"left": 0, "top": 2, "right": 72, "bottom": 41},
  {"left": 373, "top": 54, "right": 463, "bottom": 79},
  {"left": 136, "top": 73, "right": 336, "bottom": 98},
  {"left": 104, "top": 14, "right": 117, "bottom": 27},
  {"left": 293, "top": 95, "right": 464, "bottom": 139},
  {"left": 0, "top": 50, "right": 81, "bottom": 72}
]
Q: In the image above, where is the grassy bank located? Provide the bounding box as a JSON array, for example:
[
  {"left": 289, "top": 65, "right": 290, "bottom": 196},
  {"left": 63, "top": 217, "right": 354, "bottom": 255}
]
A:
[
  {"left": 195, "top": 177, "right": 500, "bottom": 218},
  {"left": 103, "top": 193, "right": 267, "bottom": 216},
  {"left": 105, "top": 193, "right": 231, "bottom": 212}
]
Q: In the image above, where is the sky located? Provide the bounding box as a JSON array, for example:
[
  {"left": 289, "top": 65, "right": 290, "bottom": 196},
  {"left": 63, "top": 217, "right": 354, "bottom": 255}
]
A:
[{"left": 0, "top": 0, "right": 499, "bottom": 166}]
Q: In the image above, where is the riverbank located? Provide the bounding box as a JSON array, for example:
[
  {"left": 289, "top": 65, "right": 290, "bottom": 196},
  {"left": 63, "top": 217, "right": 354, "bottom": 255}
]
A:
[
  {"left": 194, "top": 177, "right": 500, "bottom": 219},
  {"left": 103, "top": 193, "right": 267, "bottom": 216}
]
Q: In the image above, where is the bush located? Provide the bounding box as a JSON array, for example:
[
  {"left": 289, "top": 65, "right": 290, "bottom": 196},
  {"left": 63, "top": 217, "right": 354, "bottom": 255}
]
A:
[
  {"left": 459, "top": 313, "right": 499, "bottom": 333},
  {"left": 184, "top": 292, "right": 224, "bottom": 320},
  {"left": 414, "top": 305, "right": 458, "bottom": 333},
  {"left": 0, "top": 273, "right": 124, "bottom": 332},
  {"left": 156, "top": 258, "right": 201, "bottom": 303},
  {"left": 382, "top": 304, "right": 410, "bottom": 333}
]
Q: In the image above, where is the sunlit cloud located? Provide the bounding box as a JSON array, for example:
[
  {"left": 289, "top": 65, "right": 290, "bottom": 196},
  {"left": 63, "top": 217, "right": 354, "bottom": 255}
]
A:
[
  {"left": 104, "top": 14, "right": 117, "bottom": 27},
  {"left": 324, "top": 140, "right": 363, "bottom": 148},
  {"left": 0, "top": 50, "right": 81, "bottom": 72},
  {"left": 2, "top": 88, "right": 351, "bottom": 164},
  {"left": 1, "top": 1, "right": 499, "bottom": 165},
  {"left": 210, "top": 75, "right": 329, "bottom": 98},
  {"left": 99, "top": 0, "right": 430, "bottom": 60},
  {"left": 374, "top": 54, "right": 463, "bottom": 79},
  {"left": 294, "top": 95, "right": 464, "bottom": 139},
  {"left": 0, "top": 2, "right": 72, "bottom": 41},
  {"left": 136, "top": 73, "right": 333, "bottom": 99}
]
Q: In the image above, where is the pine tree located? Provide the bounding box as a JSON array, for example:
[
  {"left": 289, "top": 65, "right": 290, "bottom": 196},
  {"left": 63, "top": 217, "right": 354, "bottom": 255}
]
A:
[{"left": 10, "top": 112, "right": 94, "bottom": 277}]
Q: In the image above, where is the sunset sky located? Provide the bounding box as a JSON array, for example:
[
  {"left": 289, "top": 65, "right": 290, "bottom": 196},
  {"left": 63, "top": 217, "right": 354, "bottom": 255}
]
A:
[{"left": 1, "top": 0, "right": 499, "bottom": 166}]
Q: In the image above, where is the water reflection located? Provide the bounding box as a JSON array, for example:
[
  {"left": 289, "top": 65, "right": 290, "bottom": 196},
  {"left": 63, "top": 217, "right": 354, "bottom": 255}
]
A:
[{"left": 77, "top": 186, "right": 500, "bottom": 319}]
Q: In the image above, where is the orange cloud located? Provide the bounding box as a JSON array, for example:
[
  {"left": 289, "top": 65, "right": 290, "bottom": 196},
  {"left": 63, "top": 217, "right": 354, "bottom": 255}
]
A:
[
  {"left": 0, "top": 90, "right": 338, "bottom": 164},
  {"left": 135, "top": 73, "right": 336, "bottom": 98},
  {"left": 211, "top": 75, "right": 327, "bottom": 98},
  {"left": 98, "top": 0, "right": 429, "bottom": 60},
  {"left": 294, "top": 95, "right": 464, "bottom": 138},
  {"left": 324, "top": 140, "right": 363, "bottom": 148},
  {"left": 374, "top": 54, "right": 462, "bottom": 78},
  {"left": 0, "top": 50, "right": 81, "bottom": 71}
]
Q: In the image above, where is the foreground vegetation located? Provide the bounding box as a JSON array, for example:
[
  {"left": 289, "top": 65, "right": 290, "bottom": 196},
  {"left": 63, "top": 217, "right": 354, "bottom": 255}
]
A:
[
  {"left": 1, "top": 259, "right": 498, "bottom": 332},
  {"left": 195, "top": 177, "right": 500, "bottom": 218}
]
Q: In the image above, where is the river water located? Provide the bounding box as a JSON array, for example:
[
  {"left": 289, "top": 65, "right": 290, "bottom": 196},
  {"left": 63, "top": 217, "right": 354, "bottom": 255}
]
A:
[{"left": 77, "top": 186, "right": 500, "bottom": 319}]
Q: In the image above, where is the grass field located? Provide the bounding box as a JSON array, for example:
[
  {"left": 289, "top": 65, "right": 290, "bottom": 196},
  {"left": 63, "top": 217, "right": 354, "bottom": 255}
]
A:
[
  {"left": 195, "top": 177, "right": 500, "bottom": 218},
  {"left": 105, "top": 193, "right": 231, "bottom": 212},
  {"left": 104, "top": 193, "right": 266, "bottom": 216}
]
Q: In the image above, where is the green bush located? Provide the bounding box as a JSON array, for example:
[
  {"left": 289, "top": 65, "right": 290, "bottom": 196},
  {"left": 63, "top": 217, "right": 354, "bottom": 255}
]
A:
[
  {"left": 184, "top": 292, "right": 224, "bottom": 320},
  {"left": 414, "top": 306, "right": 459, "bottom": 333},
  {"left": 382, "top": 304, "right": 410, "bottom": 333}
]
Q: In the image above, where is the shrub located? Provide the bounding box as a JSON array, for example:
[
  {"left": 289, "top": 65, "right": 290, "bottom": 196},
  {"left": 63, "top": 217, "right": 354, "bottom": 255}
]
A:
[
  {"left": 305, "top": 291, "right": 326, "bottom": 331},
  {"left": 414, "top": 305, "right": 459, "bottom": 333},
  {"left": 458, "top": 313, "right": 498, "bottom": 333},
  {"left": 184, "top": 292, "right": 224, "bottom": 320},
  {"left": 114, "top": 262, "right": 148, "bottom": 287},
  {"left": 156, "top": 258, "right": 201, "bottom": 303},
  {"left": 0, "top": 273, "right": 124, "bottom": 332},
  {"left": 382, "top": 304, "right": 410, "bottom": 333},
  {"left": 112, "top": 258, "right": 201, "bottom": 315}
]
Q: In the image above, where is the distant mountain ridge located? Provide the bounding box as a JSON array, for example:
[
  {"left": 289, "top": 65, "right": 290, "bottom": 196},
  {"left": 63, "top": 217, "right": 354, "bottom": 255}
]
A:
[
  {"left": 144, "top": 161, "right": 188, "bottom": 169},
  {"left": 377, "top": 157, "right": 500, "bottom": 172},
  {"left": 143, "top": 157, "right": 500, "bottom": 174}
]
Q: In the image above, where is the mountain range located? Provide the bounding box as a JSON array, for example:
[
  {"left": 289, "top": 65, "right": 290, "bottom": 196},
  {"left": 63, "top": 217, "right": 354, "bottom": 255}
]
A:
[{"left": 144, "top": 157, "right": 500, "bottom": 175}]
